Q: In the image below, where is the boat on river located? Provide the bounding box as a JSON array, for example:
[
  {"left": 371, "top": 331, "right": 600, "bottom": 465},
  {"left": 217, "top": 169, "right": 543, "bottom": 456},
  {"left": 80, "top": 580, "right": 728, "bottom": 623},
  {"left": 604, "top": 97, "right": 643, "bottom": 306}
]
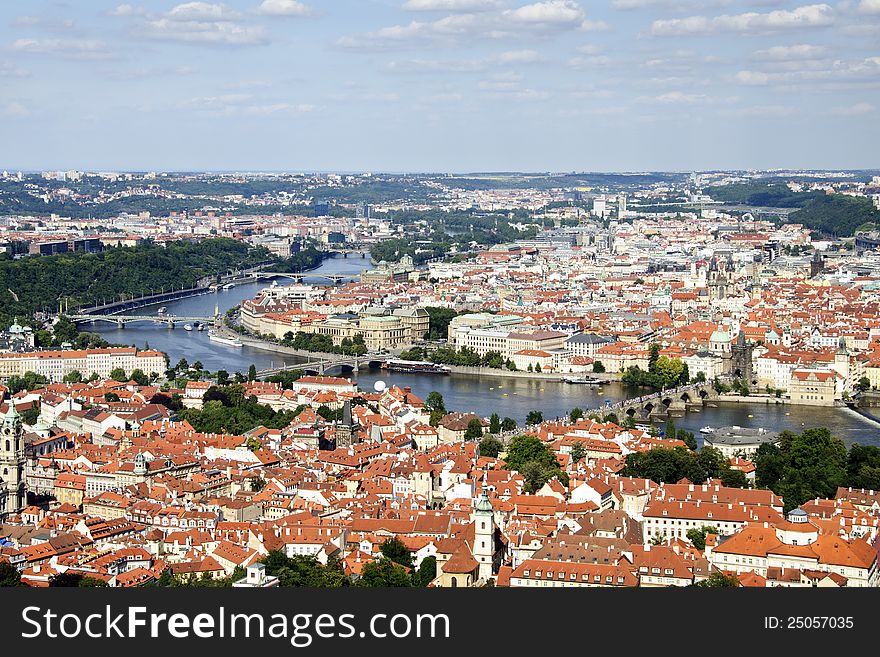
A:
[
  {"left": 183, "top": 324, "right": 193, "bottom": 331},
  {"left": 380, "top": 359, "right": 450, "bottom": 374},
  {"left": 208, "top": 330, "right": 242, "bottom": 348},
  {"left": 561, "top": 377, "right": 610, "bottom": 385}
]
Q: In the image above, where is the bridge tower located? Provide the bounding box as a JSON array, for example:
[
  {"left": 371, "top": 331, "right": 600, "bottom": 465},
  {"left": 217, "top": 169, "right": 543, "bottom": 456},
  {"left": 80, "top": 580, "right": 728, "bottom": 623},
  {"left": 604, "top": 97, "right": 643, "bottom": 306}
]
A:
[{"left": 730, "top": 330, "right": 754, "bottom": 382}]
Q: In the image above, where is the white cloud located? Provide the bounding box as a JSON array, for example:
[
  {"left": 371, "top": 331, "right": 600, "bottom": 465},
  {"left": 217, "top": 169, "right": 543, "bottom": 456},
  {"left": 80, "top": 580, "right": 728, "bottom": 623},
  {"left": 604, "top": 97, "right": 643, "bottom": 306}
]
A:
[
  {"left": 651, "top": 4, "right": 835, "bottom": 36},
  {"left": 12, "top": 16, "right": 77, "bottom": 31},
  {"left": 11, "top": 38, "right": 111, "bottom": 59},
  {"left": 108, "top": 4, "right": 146, "bottom": 17},
  {"left": 734, "top": 70, "right": 770, "bottom": 84},
  {"left": 857, "top": 0, "right": 880, "bottom": 14},
  {"left": 166, "top": 2, "right": 240, "bottom": 21},
  {"left": 339, "top": 0, "right": 602, "bottom": 48},
  {"left": 495, "top": 49, "right": 545, "bottom": 64},
  {"left": 720, "top": 104, "right": 796, "bottom": 118},
  {"left": 734, "top": 56, "right": 880, "bottom": 85},
  {"left": 612, "top": 0, "right": 733, "bottom": 8},
  {"left": 834, "top": 102, "right": 875, "bottom": 115},
  {"left": 753, "top": 44, "right": 828, "bottom": 60},
  {"left": 402, "top": 0, "right": 500, "bottom": 10},
  {"left": 568, "top": 54, "right": 610, "bottom": 67},
  {"left": 243, "top": 102, "right": 315, "bottom": 115},
  {"left": 504, "top": 0, "right": 585, "bottom": 25},
  {"left": 651, "top": 91, "right": 707, "bottom": 103},
  {"left": 143, "top": 19, "right": 268, "bottom": 45},
  {"left": 580, "top": 19, "right": 610, "bottom": 31},
  {"left": 138, "top": 3, "right": 268, "bottom": 46},
  {"left": 255, "top": 0, "right": 314, "bottom": 17}
]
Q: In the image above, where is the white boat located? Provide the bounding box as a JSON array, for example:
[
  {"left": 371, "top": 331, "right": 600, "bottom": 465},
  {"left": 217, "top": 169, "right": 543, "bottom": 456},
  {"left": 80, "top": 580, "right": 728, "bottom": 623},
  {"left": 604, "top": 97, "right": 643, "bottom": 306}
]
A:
[
  {"left": 222, "top": 283, "right": 235, "bottom": 290},
  {"left": 184, "top": 324, "right": 193, "bottom": 331},
  {"left": 197, "top": 323, "right": 206, "bottom": 331},
  {"left": 157, "top": 306, "right": 167, "bottom": 314},
  {"left": 208, "top": 330, "right": 242, "bottom": 348},
  {"left": 700, "top": 426, "right": 715, "bottom": 435}
]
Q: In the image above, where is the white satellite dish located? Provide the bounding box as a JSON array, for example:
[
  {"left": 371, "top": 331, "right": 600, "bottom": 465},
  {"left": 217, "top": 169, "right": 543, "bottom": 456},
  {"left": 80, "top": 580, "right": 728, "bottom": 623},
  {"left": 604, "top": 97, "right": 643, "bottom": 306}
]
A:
[{"left": 373, "top": 380, "right": 387, "bottom": 393}]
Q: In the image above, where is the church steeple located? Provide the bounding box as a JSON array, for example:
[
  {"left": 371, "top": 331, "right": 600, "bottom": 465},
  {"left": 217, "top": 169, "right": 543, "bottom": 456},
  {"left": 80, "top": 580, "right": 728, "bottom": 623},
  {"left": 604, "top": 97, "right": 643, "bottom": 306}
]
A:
[
  {"left": 0, "top": 403, "right": 25, "bottom": 520},
  {"left": 471, "top": 469, "right": 495, "bottom": 582}
]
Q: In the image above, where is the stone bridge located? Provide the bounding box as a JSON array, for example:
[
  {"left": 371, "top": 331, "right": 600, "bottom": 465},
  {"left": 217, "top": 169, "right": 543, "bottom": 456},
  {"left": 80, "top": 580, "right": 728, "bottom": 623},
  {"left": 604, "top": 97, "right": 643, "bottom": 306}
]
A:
[{"left": 590, "top": 381, "right": 722, "bottom": 421}]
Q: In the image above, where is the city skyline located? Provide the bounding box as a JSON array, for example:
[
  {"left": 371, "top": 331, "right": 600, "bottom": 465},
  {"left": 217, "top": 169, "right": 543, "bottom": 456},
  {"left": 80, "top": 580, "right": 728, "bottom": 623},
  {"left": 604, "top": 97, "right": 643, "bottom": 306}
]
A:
[{"left": 1, "top": 0, "right": 878, "bottom": 172}]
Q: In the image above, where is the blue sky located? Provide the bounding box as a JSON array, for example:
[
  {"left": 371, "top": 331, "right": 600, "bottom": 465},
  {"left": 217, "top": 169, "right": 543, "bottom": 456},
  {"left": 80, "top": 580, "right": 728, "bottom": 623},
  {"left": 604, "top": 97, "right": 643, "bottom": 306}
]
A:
[{"left": 0, "top": 0, "right": 878, "bottom": 172}]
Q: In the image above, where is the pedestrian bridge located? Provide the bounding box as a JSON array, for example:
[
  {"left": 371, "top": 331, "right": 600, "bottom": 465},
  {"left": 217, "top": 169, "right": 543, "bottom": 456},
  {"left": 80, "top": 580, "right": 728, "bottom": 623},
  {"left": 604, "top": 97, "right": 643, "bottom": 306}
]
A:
[{"left": 589, "top": 380, "right": 723, "bottom": 421}]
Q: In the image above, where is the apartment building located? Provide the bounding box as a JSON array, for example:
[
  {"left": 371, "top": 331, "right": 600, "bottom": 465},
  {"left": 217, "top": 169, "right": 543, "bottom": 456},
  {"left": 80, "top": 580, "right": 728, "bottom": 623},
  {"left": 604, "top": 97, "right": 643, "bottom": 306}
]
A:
[{"left": 0, "top": 348, "right": 166, "bottom": 382}]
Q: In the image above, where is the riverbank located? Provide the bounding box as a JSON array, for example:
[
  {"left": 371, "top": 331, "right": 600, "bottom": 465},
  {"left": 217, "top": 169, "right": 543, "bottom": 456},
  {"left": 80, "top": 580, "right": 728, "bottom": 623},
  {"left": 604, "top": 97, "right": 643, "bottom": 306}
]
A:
[
  {"left": 232, "top": 332, "right": 625, "bottom": 382},
  {"left": 716, "top": 394, "right": 787, "bottom": 405}
]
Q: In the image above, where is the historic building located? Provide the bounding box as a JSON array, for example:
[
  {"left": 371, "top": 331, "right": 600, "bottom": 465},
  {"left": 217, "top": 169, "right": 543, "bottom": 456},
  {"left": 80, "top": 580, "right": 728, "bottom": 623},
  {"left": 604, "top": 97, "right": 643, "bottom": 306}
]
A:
[{"left": 0, "top": 406, "right": 26, "bottom": 520}]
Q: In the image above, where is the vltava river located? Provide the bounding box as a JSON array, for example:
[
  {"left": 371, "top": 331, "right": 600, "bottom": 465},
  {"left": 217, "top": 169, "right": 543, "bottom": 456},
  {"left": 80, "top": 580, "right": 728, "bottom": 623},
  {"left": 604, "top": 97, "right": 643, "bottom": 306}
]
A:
[{"left": 91, "top": 254, "right": 880, "bottom": 445}]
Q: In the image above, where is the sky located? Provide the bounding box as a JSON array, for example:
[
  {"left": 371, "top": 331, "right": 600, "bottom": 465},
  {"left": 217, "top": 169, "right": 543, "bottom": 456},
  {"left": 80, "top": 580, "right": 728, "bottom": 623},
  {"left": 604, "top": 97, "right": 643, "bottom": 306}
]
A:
[{"left": 0, "top": 0, "right": 878, "bottom": 172}]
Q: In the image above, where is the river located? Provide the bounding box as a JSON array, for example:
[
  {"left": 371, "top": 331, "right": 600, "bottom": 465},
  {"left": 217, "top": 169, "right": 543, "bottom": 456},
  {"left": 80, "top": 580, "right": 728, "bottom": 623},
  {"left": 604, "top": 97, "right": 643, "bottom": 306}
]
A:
[{"left": 92, "top": 254, "right": 880, "bottom": 446}]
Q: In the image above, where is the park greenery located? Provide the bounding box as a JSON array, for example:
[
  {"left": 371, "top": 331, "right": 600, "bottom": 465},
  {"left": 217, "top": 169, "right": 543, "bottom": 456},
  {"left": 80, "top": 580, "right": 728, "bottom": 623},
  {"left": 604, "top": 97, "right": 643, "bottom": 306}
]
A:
[
  {"left": 280, "top": 331, "right": 368, "bottom": 356},
  {"left": 176, "top": 384, "right": 304, "bottom": 435},
  {"left": 705, "top": 181, "right": 880, "bottom": 237},
  {"left": 368, "top": 209, "right": 542, "bottom": 264},
  {"left": 754, "top": 427, "right": 880, "bottom": 512},
  {"left": 502, "top": 435, "right": 568, "bottom": 493},
  {"left": 247, "top": 541, "right": 436, "bottom": 588},
  {"left": 0, "top": 238, "right": 276, "bottom": 330},
  {"left": 621, "top": 344, "right": 689, "bottom": 390},
  {"left": 623, "top": 445, "right": 748, "bottom": 489}
]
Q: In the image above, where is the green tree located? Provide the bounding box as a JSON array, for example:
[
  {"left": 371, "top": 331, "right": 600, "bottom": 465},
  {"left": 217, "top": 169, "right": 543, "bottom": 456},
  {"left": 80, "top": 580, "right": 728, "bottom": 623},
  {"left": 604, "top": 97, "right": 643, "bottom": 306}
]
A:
[
  {"left": 479, "top": 435, "right": 503, "bottom": 458},
  {"left": 130, "top": 368, "right": 149, "bottom": 386},
  {"left": 693, "top": 572, "right": 740, "bottom": 588},
  {"left": 0, "top": 561, "right": 21, "bottom": 587},
  {"left": 216, "top": 369, "right": 230, "bottom": 386},
  {"left": 379, "top": 537, "right": 413, "bottom": 569},
  {"left": 62, "top": 370, "right": 83, "bottom": 384},
  {"left": 425, "top": 391, "right": 446, "bottom": 414},
  {"left": 503, "top": 435, "right": 568, "bottom": 493},
  {"left": 109, "top": 367, "right": 127, "bottom": 382},
  {"left": 570, "top": 442, "right": 587, "bottom": 464},
  {"left": 592, "top": 361, "right": 605, "bottom": 373},
  {"left": 247, "top": 364, "right": 257, "bottom": 382},
  {"left": 489, "top": 412, "right": 501, "bottom": 434},
  {"left": 464, "top": 418, "right": 484, "bottom": 441},
  {"left": 525, "top": 410, "right": 544, "bottom": 426},
  {"left": 501, "top": 417, "right": 517, "bottom": 432},
  {"left": 413, "top": 556, "right": 437, "bottom": 587},
  {"left": 79, "top": 576, "right": 108, "bottom": 587},
  {"left": 857, "top": 376, "right": 871, "bottom": 392},
  {"left": 754, "top": 427, "right": 847, "bottom": 512},
  {"left": 357, "top": 560, "right": 412, "bottom": 587},
  {"left": 569, "top": 407, "right": 584, "bottom": 423},
  {"left": 686, "top": 526, "right": 719, "bottom": 551}
]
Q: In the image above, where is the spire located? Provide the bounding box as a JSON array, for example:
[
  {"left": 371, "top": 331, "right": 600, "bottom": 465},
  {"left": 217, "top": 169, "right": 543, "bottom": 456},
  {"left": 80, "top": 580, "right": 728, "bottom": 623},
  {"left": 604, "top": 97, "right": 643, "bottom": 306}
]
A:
[
  {"left": 3, "top": 403, "right": 21, "bottom": 427},
  {"left": 475, "top": 470, "right": 493, "bottom": 514}
]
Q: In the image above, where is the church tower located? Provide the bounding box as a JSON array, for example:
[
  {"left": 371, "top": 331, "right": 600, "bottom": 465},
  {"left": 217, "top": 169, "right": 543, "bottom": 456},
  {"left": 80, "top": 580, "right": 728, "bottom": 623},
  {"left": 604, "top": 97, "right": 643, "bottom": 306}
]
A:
[
  {"left": 834, "top": 336, "right": 850, "bottom": 390},
  {"left": 471, "top": 474, "right": 495, "bottom": 582},
  {"left": 0, "top": 405, "right": 26, "bottom": 520},
  {"left": 335, "top": 400, "right": 360, "bottom": 449}
]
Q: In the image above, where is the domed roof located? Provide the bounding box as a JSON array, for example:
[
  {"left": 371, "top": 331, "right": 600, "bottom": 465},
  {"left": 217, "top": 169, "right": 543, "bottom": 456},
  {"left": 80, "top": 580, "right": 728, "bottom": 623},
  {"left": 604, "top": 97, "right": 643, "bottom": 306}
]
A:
[{"left": 709, "top": 329, "right": 730, "bottom": 343}]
